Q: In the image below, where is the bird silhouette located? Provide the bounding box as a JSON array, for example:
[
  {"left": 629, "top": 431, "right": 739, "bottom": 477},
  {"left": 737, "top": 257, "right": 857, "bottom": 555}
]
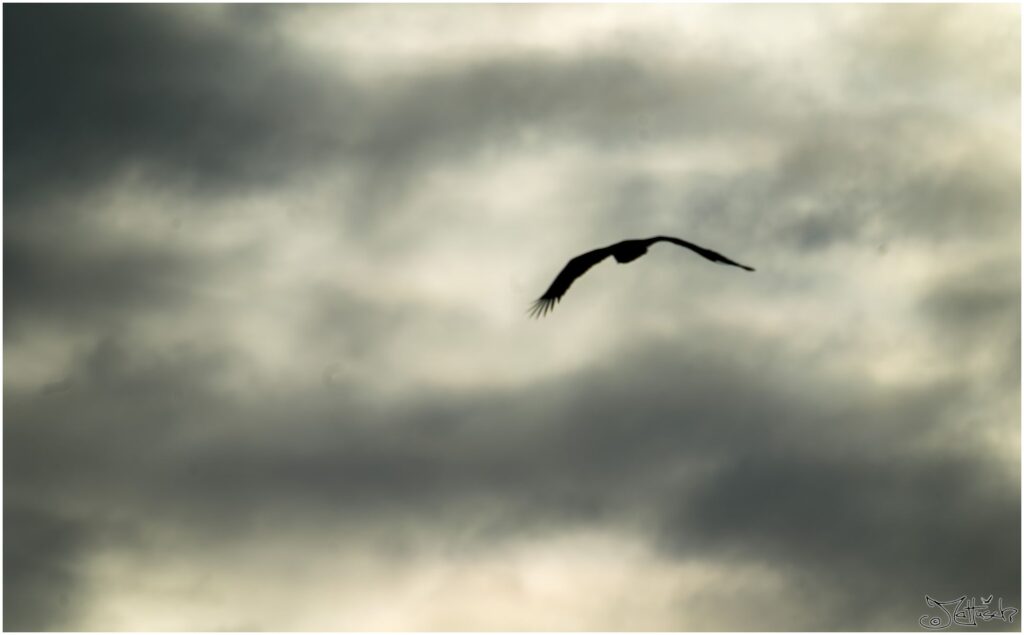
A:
[{"left": 529, "top": 236, "right": 754, "bottom": 317}]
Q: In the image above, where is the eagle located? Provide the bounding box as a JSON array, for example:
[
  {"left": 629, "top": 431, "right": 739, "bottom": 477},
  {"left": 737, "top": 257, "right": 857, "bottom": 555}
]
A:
[{"left": 529, "top": 236, "right": 754, "bottom": 317}]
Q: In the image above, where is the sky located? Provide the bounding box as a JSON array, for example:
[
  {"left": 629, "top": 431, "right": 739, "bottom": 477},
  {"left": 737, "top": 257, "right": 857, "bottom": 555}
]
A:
[{"left": 3, "top": 4, "right": 1021, "bottom": 631}]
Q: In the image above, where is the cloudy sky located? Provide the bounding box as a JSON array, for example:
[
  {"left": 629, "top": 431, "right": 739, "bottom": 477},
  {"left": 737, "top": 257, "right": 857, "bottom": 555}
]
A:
[{"left": 4, "top": 4, "right": 1020, "bottom": 631}]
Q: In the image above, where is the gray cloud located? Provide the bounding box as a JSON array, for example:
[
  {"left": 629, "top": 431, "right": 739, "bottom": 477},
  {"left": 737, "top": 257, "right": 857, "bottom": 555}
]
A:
[
  {"left": 5, "top": 4, "right": 783, "bottom": 227},
  {"left": 5, "top": 4, "right": 1018, "bottom": 631},
  {"left": 5, "top": 234, "right": 205, "bottom": 335},
  {"left": 4, "top": 503, "right": 89, "bottom": 631},
  {"left": 5, "top": 5, "right": 345, "bottom": 211},
  {"left": 6, "top": 326, "right": 1017, "bottom": 628}
]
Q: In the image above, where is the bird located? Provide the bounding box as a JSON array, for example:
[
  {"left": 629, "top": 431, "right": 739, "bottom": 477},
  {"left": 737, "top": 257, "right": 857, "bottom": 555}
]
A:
[{"left": 529, "top": 236, "right": 754, "bottom": 318}]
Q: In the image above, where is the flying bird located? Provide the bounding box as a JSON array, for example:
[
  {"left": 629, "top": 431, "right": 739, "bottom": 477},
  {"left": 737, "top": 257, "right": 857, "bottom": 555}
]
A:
[{"left": 529, "top": 236, "right": 754, "bottom": 317}]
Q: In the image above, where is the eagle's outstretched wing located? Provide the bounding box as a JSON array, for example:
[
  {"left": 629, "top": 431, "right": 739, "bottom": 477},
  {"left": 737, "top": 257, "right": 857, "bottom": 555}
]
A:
[
  {"left": 529, "top": 246, "right": 615, "bottom": 318},
  {"left": 651, "top": 236, "right": 755, "bottom": 272}
]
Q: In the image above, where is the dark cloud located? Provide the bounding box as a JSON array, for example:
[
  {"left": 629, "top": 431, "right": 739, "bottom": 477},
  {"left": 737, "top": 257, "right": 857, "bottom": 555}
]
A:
[
  {"left": 917, "top": 258, "right": 1021, "bottom": 388},
  {"left": 710, "top": 114, "right": 1014, "bottom": 252},
  {"left": 6, "top": 5, "right": 1015, "bottom": 245},
  {"left": 5, "top": 326, "right": 1017, "bottom": 628},
  {"left": 921, "top": 264, "right": 1020, "bottom": 337},
  {"left": 3, "top": 503, "right": 88, "bottom": 631},
  {"left": 5, "top": 4, "right": 782, "bottom": 225},
  {"left": 16, "top": 4, "right": 1013, "bottom": 264},
  {"left": 4, "top": 4, "right": 1018, "bottom": 630},
  {"left": 581, "top": 106, "right": 1019, "bottom": 270},
  {"left": 4, "top": 4, "right": 347, "bottom": 211},
  {"left": 677, "top": 452, "right": 1019, "bottom": 629},
  {"left": 5, "top": 234, "right": 203, "bottom": 336}
]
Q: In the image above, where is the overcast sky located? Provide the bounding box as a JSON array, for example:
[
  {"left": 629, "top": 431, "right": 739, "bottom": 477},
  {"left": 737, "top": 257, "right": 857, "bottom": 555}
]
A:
[{"left": 4, "top": 4, "right": 1020, "bottom": 631}]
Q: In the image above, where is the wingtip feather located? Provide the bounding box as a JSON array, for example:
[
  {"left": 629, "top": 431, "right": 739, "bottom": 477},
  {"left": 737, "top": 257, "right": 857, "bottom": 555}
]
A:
[{"left": 528, "top": 297, "right": 558, "bottom": 318}]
